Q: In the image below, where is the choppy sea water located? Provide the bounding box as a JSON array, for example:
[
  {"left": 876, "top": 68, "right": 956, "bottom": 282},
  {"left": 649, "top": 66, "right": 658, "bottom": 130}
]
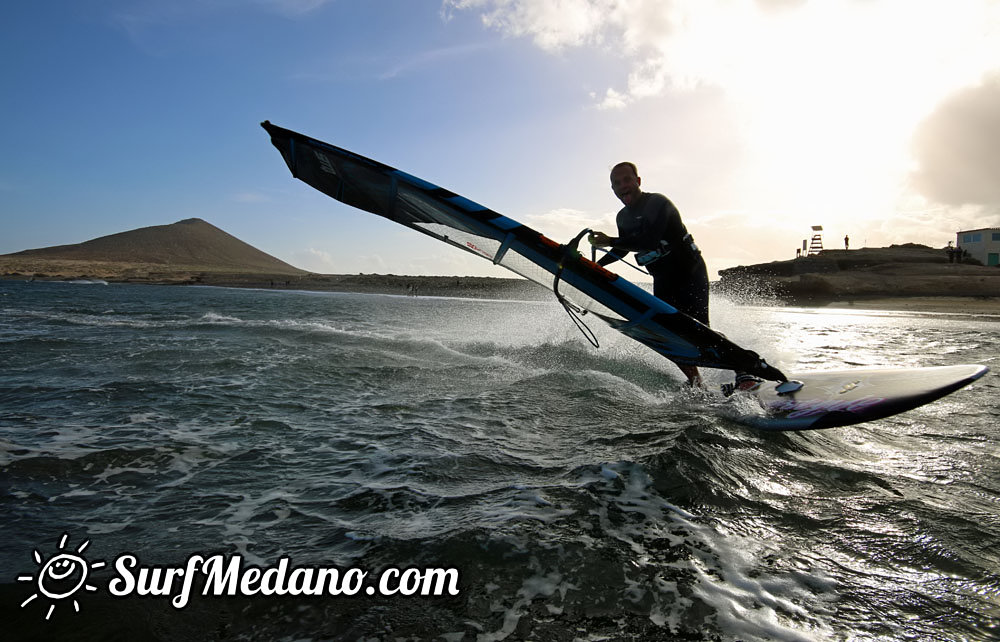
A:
[{"left": 1, "top": 280, "right": 998, "bottom": 641}]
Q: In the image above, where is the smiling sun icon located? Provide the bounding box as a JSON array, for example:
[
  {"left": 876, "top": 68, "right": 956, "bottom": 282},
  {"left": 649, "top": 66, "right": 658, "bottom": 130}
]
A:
[{"left": 18, "top": 533, "right": 105, "bottom": 620}]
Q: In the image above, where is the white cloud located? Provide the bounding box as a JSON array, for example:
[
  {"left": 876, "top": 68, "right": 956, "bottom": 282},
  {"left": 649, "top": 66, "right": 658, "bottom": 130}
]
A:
[
  {"left": 446, "top": 0, "right": 1000, "bottom": 265},
  {"left": 291, "top": 248, "right": 335, "bottom": 273},
  {"left": 521, "top": 206, "right": 611, "bottom": 240},
  {"left": 253, "top": 0, "right": 334, "bottom": 17},
  {"left": 447, "top": 1, "right": 1000, "bottom": 112},
  {"left": 379, "top": 42, "right": 495, "bottom": 80},
  {"left": 594, "top": 87, "right": 628, "bottom": 110},
  {"left": 444, "top": 0, "right": 612, "bottom": 50},
  {"left": 291, "top": 247, "right": 389, "bottom": 274},
  {"left": 112, "top": 0, "right": 335, "bottom": 55}
]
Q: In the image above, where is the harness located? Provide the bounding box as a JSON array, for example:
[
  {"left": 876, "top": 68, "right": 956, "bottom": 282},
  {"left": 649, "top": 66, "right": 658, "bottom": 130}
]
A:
[{"left": 635, "top": 233, "right": 700, "bottom": 267}]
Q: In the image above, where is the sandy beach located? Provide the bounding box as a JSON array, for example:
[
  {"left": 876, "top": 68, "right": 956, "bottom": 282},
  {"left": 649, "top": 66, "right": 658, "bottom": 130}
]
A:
[{"left": 814, "top": 296, "right": 1000, "bottom": 315}]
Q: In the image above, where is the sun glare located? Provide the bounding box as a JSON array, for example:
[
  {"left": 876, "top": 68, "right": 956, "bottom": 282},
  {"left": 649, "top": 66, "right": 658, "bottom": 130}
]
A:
[{"left": 630, "top": 0, "right": 1000, "bottom": 229}]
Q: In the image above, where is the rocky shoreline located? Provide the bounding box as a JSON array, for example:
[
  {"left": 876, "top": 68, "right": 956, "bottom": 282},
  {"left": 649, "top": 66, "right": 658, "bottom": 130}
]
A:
[{"left": 717, "top": 244, "right": 1000, "bottom": 308}]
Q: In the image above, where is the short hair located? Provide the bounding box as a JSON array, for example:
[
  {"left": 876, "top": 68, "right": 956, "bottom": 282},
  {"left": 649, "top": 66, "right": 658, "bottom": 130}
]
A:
[{"left": 611, "top": 161, "right": 638, "bottom": 177}]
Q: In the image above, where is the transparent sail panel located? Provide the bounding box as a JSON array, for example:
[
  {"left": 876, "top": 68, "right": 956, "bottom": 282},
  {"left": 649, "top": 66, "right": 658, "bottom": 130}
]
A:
[
  {"left": 495, "top": 251, "right": 625, "bottom": 320},
  {"left": 412, "top": 222, "right": 503, "bottom": 262},
  {"left": 414, "top": 222, "right": 626, "bottom": 321},
  {"left": 397, "top": 185, "right": 486, "bottom": 235}
]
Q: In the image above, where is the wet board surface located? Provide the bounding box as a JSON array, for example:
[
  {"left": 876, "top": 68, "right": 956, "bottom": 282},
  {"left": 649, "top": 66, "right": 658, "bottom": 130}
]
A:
[{"left": 735, "top": 364, "right": 989, "bottom": 430}]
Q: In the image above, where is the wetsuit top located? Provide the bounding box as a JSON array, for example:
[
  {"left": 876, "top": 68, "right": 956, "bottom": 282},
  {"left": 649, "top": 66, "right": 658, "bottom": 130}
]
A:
[{"left": 597, "top": 192, "right": 697, "bottom": 272}]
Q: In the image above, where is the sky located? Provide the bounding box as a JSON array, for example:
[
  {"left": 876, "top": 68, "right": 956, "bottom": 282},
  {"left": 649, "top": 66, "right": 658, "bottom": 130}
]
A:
[{"left": 2, "top": 0, "right": 1000, "bottom": 280}]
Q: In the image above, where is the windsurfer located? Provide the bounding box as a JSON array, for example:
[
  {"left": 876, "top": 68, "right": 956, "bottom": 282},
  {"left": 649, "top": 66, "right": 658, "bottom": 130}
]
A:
[{"left": 589, "top": 162, "right": 761, "bottom": 393}]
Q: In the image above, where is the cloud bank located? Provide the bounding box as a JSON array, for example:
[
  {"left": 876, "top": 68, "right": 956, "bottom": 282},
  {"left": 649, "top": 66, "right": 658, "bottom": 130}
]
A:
[{"left": 911, "top": 73, "right": 1000, "bottom": 209}]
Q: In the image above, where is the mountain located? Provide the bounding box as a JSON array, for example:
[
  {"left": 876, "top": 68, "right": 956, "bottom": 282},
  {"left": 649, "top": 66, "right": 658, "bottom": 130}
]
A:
[{"left": 4, "top": 218, "right": 305, "bottom": 276}]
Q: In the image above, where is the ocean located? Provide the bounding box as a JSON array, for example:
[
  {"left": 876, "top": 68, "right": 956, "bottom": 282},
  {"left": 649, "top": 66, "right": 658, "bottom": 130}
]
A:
[{"left": 2, "top": 280, "right": 998, "bottom": 641}]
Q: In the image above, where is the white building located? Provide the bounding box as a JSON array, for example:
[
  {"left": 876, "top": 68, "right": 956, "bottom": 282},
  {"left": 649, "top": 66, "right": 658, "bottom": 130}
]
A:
[{"left": 957, "top": 228, "right": 1000, "bottom": 266}]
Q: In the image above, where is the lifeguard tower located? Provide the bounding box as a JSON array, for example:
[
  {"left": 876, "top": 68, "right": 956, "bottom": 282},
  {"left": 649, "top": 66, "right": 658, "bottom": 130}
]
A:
[{"left": 808, "top": 225, "right": 824, "bottom": 255}]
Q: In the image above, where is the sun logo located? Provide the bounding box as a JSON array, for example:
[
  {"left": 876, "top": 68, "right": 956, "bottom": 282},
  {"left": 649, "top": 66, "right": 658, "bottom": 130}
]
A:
[{"left": 17, "top": 533, "right": 105, "bottom": 620}]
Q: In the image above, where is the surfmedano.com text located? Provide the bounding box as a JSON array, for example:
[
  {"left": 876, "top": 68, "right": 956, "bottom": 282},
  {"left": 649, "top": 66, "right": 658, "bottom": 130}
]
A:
[{"left": 108, "top": 554, "right": 460, "bottom": 608}]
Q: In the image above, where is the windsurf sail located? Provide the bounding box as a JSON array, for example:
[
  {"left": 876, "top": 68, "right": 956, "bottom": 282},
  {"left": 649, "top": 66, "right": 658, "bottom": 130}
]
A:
[{"left": 261, "top": 121, "right": 787, "bottom": 382}]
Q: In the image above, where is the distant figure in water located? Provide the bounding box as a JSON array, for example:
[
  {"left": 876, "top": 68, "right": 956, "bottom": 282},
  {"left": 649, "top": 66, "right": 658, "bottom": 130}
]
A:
[{"left": 844, "top": 235, "right": 850, "bottom": 250}]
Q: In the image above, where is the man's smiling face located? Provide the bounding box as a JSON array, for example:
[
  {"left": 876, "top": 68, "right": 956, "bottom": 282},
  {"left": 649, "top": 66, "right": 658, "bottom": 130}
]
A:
[{"left": 610, "top": 164, "right": 641, "bottom": 207}]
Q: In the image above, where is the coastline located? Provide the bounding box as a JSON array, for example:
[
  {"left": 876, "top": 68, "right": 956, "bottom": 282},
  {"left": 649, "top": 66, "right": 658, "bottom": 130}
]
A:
[
  {"left": 5, "top": 222, "right": 997, "bottom": 315},
  {"left": 3, "top": 266, "right": 997, "bottom": 315},
  {"left": 0, "top": 259, "right": 549, "bottom": 302}
]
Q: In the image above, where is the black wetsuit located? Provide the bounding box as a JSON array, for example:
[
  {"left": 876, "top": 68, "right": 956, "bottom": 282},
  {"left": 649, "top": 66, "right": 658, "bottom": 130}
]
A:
[{"left": 597, "top": 192, "right": 710, "bottom": 325}]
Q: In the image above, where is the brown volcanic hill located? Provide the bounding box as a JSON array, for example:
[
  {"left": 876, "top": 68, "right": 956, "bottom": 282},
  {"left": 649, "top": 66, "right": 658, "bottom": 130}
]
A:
[{"left": 4, "top": 218, "right": 305, "bottom": 275}]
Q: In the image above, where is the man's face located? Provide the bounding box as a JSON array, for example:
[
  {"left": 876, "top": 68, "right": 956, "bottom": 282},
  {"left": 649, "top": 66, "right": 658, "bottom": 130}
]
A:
[{"left": 610, "top": 165, "right": 641, "bottom": 207}]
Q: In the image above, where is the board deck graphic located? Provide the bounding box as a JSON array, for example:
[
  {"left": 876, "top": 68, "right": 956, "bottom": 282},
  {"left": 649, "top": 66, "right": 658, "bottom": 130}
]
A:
[{"left": 735, "top": 364, "right": 989, "bottom": 430}]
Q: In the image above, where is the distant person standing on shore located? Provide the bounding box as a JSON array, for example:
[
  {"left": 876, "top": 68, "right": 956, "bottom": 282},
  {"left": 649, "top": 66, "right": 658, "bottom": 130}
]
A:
[{"left": 844, "top": 235, "right": 850, "bottom": 250}]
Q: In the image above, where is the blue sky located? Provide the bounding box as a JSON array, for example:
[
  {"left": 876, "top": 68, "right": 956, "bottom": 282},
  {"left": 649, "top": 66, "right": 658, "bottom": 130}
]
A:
[{"left": 3, "top": 1, "right": 1000, "bottom": 279}]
